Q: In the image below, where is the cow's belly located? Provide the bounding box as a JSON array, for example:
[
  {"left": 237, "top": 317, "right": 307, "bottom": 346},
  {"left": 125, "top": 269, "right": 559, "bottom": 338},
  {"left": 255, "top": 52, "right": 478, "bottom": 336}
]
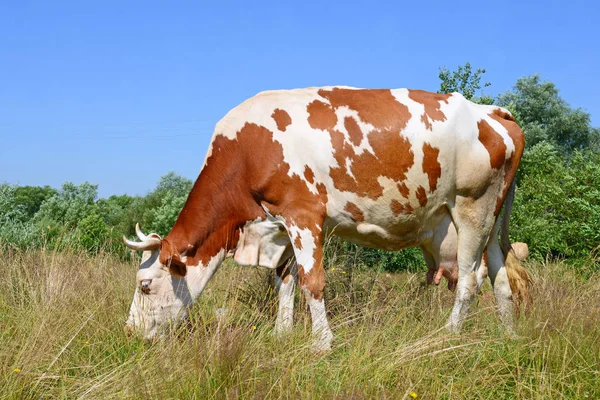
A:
[
  {"left": 331, "top": 225, "right": 427, "bottom": 251},
  {"left": 324, "top": 204, "right": 446, "bottom": 251}
]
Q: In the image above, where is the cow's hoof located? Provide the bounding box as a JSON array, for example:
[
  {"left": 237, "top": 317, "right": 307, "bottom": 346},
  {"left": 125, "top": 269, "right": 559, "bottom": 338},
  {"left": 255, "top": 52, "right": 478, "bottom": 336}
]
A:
[
  {"left": 273, "top": 324, "right": 293, "bottom": 338},
  {"left": 311, "top": 330, "right": 334, "bottom": 353}
]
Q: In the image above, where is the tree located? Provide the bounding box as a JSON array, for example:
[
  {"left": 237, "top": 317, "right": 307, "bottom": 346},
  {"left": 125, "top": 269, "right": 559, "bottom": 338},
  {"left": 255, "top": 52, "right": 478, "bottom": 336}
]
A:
[
  {"left": 35, "top": 182, "right": 98, "bottom": 231},
  {"left": 138, "top": 172, "right": 193, "bottom": 235},
  {"left": 154, "top": 171, "right": 193, "bottom": 198},
  {"left": 0, "top": 184, "right": 38, "bottom": 248},
  {"left": 497, "top": 75, "right": 600, "bottom": 154},
  {"left": 147, "top": 191, "right": 188, "bottom": 237},
  {"left": 438, "top": 62, "right": 494, "bottom": 104},
  {"left": 12, "top": 185, "right": 57, "bottom": 221},
  {"left": 77, "top": 213, "right": 109, "bottom": 254}
]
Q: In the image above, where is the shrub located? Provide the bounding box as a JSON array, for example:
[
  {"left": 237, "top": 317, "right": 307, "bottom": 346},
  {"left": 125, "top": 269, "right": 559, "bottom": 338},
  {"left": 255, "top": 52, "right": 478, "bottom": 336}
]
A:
[{"left": 512, "top": 142, "right": 600, "bottom": 264}]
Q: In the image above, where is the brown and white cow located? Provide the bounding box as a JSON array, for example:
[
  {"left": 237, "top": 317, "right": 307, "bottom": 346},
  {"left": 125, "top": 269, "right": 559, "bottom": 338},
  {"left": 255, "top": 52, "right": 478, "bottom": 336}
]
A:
[{"left": 123, "top": 87, "right": 527, "bottom": 350}]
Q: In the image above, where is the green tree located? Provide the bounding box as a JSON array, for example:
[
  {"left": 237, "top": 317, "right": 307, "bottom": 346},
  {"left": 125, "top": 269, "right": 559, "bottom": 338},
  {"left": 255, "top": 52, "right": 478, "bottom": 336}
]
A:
[
  {"left": 438, "top": 62, "right": 494, "bottom": 104},
  {"left": 154, "top": 171, "right": 193, "bottom": 197},
  {"left": 497, "top": 74, "right": 600, "bottom": 154},
  {"left": 12, "top": 185, "right": 57, "bottom": 221},
  {"left": 138, "top": 172, "right": 193, "bottom": 235},
  {"left": 35, "top": 182, "right": 98, "bottom": 230},
  {"left": 0, "top": 184, "right": 38, "bottom": 248},
  {"left": 77, "top": 213, "right": 109, "bottom": 254},
  {"left": 147, "top": 191, "right": 188, "bottom": 237}
]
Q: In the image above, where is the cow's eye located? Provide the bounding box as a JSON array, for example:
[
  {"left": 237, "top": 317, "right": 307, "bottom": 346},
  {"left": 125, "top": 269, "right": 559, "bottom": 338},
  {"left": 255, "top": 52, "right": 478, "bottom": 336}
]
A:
[{"left": 140, "top": 279, "right": 152, "bottom": 294}]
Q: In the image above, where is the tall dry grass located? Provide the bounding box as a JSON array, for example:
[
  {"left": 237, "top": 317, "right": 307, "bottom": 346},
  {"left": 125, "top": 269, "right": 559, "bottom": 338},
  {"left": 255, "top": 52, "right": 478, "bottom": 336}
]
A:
[{"left": 1, "top": 248, "right": 599, "bottom": 399}]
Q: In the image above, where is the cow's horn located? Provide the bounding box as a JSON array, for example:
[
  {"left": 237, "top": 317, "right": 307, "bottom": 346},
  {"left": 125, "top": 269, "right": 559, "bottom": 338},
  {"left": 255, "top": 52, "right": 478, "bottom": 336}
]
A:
[
  {"left": 135, "top": 223, "right": 148, "bottom": 241},
  {"left": 123, "top": 235, "right": 161, "bottom": 251}
]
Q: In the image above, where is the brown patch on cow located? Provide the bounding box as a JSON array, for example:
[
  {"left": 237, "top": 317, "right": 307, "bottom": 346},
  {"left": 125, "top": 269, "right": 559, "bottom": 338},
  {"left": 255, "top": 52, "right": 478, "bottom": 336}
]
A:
[
  {"left": 390, "top": 199, "right": 414, "bottom": 216},
  {"left": 304, "top": 166, "right": 315, "bottom": 184},
  {"left": 344, "top": 202, "right": 365, "bottom": 222},
  {"left": 319, "top": 88, "right": 411, "bottom": 129},
  {"left": 307, "top": 100, "right": 337, "bottom": 130},
  {"left": 309, "top": 88, "right": 414, "bottom": 199},
  {"left": 294, "top": 234, "right": 303, "bottom": 251},
  {"left": 297, "top": 263, "right": 325, "bottom": 300},
  {"left": 477, "top": 119, "right": 507, "bottom": 170},
  {"left": 488, "top": 110, "right": 525, "bottom": 215},
  {"left": 390, "top": 199, "right": 402, "bottom": 216},
  {"left": 416, "top": 186, "right": 428, "bottom": 207},
  {"left": 408, "top": 90, "right": 451, "bottom": 130},
  {"left": 272, "top": 108, "right": 292, "bottom": 132},
  {"left": 422, "top": 143, "right": 441, "bottom": 192},
  {"left": 397, "top": 182, "right": 410, "bottom": 198},
  {"left": 390, "top": 200, "right": 404, "bottom": 216},
  {"left": 328, "top": 129, "right": 414, "bottom": 199},
  {"left": 344, "top": 116, "right": 363, "bottom": 146},
  {"left": 316, "top": 182, "right": 328, "bottom": 200},
  {"left": 491, "top": 107, "right": 515, "bottom": 122}
]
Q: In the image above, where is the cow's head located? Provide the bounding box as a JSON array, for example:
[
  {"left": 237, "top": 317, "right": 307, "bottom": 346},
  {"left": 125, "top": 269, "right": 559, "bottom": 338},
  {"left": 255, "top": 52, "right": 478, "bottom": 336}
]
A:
[{"left": 122, "top": 224, "right": 219, "bottom": 341}]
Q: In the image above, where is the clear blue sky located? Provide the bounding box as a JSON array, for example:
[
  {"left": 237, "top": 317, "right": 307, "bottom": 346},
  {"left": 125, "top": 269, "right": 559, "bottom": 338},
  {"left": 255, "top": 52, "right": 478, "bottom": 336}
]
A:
[{"left": 2, "top": 0, "right": 598, "bottom": 198}]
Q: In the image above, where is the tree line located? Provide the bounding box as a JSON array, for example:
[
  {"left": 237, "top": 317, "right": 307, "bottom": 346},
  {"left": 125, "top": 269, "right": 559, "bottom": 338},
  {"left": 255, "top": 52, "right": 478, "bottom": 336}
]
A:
[{"left": 2, "top": 64, "right": 599, "bottom": 273}]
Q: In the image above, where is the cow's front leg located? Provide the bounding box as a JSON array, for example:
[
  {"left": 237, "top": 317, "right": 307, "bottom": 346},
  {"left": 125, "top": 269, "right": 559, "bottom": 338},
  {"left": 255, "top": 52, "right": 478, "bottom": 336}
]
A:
[
  {"left": 288, "top": 223, "right": 333, "bottom": 352},
  {"left": 274, "top": 258, "right": 297, "bottom": 336}
]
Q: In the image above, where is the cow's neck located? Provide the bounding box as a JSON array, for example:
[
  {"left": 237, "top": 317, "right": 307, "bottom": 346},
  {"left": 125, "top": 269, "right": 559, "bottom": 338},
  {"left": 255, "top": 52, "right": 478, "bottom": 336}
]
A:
[{"left": 164, "top": 163, "right": 262, "bottom": 266}]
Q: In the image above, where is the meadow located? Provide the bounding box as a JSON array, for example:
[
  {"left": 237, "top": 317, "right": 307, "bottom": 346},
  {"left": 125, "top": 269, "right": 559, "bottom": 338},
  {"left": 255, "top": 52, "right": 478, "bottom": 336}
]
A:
[{"left": 1, "top": 247, "right": 598, "bottom": 399}]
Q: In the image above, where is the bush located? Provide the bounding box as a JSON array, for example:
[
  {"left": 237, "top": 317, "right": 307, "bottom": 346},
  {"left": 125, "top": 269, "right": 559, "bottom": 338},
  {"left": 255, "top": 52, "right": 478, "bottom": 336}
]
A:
[
  {"left": 76, "top": 213, "right": 109, "bottom": 254},
  {"left": 512, "top": 142, "right": 600, "bottom": 264},
  {"left": 0, "top": 184, "right": 39, "bottom": 249}
]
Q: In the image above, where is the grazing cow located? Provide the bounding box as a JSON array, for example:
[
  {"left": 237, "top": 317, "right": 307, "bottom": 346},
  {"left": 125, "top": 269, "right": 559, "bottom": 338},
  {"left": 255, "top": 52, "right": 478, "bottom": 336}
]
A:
[{"left": 123, "top": 87, "right": 528, "bottom": 350}]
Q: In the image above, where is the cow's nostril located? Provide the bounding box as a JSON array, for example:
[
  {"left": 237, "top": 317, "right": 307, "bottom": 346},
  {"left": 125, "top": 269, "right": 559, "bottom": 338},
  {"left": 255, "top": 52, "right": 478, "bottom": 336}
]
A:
[{"left": 140, "top": 279, "right": 152, "bottom": 294}]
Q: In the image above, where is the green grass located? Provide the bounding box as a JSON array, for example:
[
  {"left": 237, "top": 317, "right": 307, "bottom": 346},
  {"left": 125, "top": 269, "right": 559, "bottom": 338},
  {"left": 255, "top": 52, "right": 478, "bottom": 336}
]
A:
[{"left": 1, "top": 249, "right": 599, "bottom": 399}]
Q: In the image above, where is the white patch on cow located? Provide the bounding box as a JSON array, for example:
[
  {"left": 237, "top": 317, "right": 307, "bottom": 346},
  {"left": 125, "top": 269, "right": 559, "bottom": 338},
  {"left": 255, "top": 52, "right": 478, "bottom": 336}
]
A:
[
  {"left": 287, "top": 224, "right": 317, "bottom": 272},
  {"left": 234, "top": 218, "right": 292, "bottom": 269},
  {"left": 274, "top": 261, "right": 296, "bottom": 336},
  {"left": 344, "top": 158, "right": 356, "bottom": 180},
  {"left": 304, "top": 293, "right": 333, "bottom": 352}
]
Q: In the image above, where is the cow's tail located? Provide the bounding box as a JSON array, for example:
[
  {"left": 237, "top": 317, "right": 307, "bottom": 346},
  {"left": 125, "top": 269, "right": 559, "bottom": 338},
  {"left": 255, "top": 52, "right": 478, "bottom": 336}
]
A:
[{"left": 500, "top": 180, "right": 533, "bottom": 314}]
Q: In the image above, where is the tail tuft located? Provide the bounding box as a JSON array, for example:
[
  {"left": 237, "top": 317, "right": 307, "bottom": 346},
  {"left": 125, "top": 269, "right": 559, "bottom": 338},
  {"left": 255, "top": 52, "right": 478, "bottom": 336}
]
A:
[
  {"left": 505, "top": 250, "right": 533, "bottom": 314},
  {"left": 501, "top": 180, "right": 533, "bottom": 314}
]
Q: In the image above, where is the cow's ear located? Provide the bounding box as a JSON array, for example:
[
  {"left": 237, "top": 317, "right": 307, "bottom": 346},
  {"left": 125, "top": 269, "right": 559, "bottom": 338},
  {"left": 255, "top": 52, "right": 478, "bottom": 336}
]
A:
[
  {"left": 159, "top": 240, "right": 187, "bottom": 277},
  {"left": 168, "top": 256, "right": 187, "bottom": 277}
]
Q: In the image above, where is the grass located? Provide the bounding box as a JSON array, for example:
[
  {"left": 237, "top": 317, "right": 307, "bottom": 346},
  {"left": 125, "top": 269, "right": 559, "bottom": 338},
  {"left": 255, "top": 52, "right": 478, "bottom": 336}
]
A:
[{"left": 0, "top": 248, "right": 599, "bottom": 399}]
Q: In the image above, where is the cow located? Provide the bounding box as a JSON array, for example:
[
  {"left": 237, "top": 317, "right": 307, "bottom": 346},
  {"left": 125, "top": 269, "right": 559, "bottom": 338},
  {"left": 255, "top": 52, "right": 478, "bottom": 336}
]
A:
[{"left": 123, "top": 87, "right": 528, "bottom": 351}]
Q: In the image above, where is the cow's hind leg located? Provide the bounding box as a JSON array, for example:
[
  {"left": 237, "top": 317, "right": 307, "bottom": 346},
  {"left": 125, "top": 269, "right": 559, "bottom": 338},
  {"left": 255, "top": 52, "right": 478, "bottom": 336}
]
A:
[
  {"left": 421, "top": 246, "right": 439, "bottom": 286},
  {"left": 485, "top": 233, "right": 515, "bottom": 333},
  {"left": 274, "top": 257, "right": 297, "bottom": 336},
  {"left": 447, "top": 198, "right": 497, "bottom": 333}
]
